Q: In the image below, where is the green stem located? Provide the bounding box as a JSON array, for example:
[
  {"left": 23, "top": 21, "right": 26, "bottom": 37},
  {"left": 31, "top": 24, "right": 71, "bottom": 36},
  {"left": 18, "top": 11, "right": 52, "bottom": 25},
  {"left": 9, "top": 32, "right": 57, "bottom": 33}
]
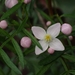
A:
[
  {"left": 46, "top": 0, "right": 53, "bottom": 16},
  {"left": 65, "top": 36, "right": 74, "bottom": 55},
  {"left": 56, "top": 14, "right": 63, "bottom": 24}
]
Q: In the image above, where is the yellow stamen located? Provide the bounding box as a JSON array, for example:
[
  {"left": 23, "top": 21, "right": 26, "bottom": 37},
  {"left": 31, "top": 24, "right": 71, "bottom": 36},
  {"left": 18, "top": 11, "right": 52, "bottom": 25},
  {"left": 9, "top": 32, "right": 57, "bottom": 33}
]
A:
[{"left": 44, "top": 34, "right": 51, "bottom": 42}]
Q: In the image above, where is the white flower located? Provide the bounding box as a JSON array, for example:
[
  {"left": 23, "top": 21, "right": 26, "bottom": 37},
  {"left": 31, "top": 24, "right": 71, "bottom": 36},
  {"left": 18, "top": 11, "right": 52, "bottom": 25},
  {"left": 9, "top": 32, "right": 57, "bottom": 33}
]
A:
[{"left": 31, "top": 23, "right": 65, "bottom": 55}]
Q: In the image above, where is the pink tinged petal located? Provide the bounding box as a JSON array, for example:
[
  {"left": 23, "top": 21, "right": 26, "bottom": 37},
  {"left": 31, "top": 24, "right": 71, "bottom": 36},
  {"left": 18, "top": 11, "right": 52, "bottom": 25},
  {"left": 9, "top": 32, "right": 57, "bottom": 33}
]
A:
[
  {"left": 35, "top": 40, "right": 48, "bottom": 55},
  {"left": 47, "top": 23, "right": 61, "bottom": 38},
  {"left": 31, "top": 26, "right": 46, "bottom": 39},
  {"left": 35, "top": 46, "right": 45, "bottom": 55},
  {"left": 49, "top": 38, "right": 65, "bottom": 51}
]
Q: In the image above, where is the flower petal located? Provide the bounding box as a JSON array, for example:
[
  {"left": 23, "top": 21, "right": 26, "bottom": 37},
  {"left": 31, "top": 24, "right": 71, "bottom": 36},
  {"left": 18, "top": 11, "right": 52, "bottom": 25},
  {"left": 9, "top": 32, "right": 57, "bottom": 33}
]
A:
[
  {"left": 35, "top": 40, "right": 48, "bottom": 55},
  {"left": 31, "top": 26, "right": 46, "bottom": 39},
  {"left": 47, "top": 23, "right": 61, "bottom": 38},
  {"left": 49, "top": 38, "right": 65, "bottom": 51}
]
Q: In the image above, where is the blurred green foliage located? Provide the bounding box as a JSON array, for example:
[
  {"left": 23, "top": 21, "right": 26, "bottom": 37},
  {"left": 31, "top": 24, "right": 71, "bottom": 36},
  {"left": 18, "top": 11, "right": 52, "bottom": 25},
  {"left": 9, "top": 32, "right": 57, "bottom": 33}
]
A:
[{"left": 0, "top": 0, "right": 75, "bottom": 75}]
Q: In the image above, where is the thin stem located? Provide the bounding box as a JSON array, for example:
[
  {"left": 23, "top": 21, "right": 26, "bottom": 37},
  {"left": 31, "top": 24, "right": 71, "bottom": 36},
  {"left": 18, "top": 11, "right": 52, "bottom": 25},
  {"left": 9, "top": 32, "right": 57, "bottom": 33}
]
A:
[
  {"left": 34, "top": 3, "right": 47, "bottom": 29},
  {"left": 65, "top": 36, "right": 74, "bottom": 55},
  {"left": 46, "top": 0, "right": 53, "bottom": 16},
  {"left": 56, "top": 14, "right": 63, "bottom": 24}
]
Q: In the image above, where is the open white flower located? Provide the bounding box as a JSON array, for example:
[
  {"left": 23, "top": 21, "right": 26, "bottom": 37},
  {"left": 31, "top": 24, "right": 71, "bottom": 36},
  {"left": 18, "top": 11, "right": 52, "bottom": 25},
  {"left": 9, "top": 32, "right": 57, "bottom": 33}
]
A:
[{"left": 31, "top": 23, "right": 65, "bottom": 55}]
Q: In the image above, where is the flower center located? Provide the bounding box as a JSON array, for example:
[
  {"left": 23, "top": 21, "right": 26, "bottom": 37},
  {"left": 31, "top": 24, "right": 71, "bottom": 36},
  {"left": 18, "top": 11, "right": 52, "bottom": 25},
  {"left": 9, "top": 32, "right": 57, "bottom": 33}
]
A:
[{"left": 44, "top": 34, "right": 51, "bottom": 42}]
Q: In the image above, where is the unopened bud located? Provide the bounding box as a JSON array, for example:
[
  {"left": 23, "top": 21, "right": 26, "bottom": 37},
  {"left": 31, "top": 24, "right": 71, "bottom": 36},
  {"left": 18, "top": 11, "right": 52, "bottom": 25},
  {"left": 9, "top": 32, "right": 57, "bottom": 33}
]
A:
[
  {"left": 5, "top": 0, "right": 18, "bottom": 8},
  {"left": 48, "top": 48, "right": 55, "bottom": 54},
  {"left": 20, "top": 37, "right": 31, "bottom": 48},
  {"left": 24, "top": 0, "right": 31, "bottom": 4},
  {"left": 46, "top": 21, "right": 51, "bottom": 26},
  {"left": 68, "top": 35, "right": 73, "bottom": 40},
  {"left": 0, "top": 20, "right": 8, "bottom": 29},
  {"left": 61, "top": 23, "right": 72, "bottom": 35}
]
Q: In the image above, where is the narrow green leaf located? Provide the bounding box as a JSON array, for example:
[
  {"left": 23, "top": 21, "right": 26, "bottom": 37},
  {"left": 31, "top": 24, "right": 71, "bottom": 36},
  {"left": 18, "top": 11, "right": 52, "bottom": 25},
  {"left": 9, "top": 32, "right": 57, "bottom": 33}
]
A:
[
  {"left": 16, "top": 16, "right": 28, "bottom": 33},
  {"left": 0, "top": 68, "right": 5, "bottom": 75},
  {"left": 62, "top": 54, "right": 75, "bottom": 62},
  {"left": 39, "top": 51, "right": 64, "bottom": 65},
  {"left": 11, "top": 38, "right": 24, "bottom": 68},
  {"left": 69, "top": 70, "right": 75, "bottom": 75},
  {"left": 22, "top": 29, "right": 42, "bottom": 50},
  {"left": 61, "top": 13, "right": 75, "bottom": 18},
  {"left": 11, "top": 14, "right": 28, "bottom": 37},
  {"left": 0, "top": 28, "right": 10, "bottom": 37},
  {"left": 0, "top": 71, "right": 4, "bottom": 75},
  {"left": 36, "top": 64, "right": 51, "bottom": 75},
  {"left": 24, "top": 47, "right": 34, "bottom": 56},
  {"left": 10, "top": 70, "right": 17, "bottom": 75},
  {"left": 0, "top": 48, "right": 22, "bottom": 75},
  {"left": 0, "top": 3, "right": 22, "bottom": 20},
  {"left": 60, "top": 71, "right": 67, "bottom": 75}
]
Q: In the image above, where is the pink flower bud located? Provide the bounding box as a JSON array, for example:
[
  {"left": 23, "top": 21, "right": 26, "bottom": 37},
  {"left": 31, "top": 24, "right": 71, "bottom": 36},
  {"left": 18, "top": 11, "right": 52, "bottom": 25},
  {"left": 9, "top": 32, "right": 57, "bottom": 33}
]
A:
[
  {"left": 61, "top": 23, "right": 72, "bottom": 35},
  {"left": 68, "top": 36, "right": 73, "bottom": 40},
  {"left": 24, "top": 0, "right": 31, "bottom": 4},
  {"left": 20, "top": 37, "right": 31, "bottom": 48},
  {"left": 46, "top": 21, "right": 51, "bottom": 26},
  {"left": 5, "top": 0, "right": 18, "bottom": 8},
  {"left": 48, "top": 48, "right": 55, "bottom": 54},
  {"left": 0, "top": 20, "right": 8, "bottom": 29}
]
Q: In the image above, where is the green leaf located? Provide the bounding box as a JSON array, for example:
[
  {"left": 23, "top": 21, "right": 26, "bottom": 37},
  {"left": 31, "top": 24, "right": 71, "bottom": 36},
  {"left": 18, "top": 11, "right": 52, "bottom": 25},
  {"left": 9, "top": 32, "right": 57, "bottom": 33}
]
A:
[
  {"left": 0, "top": 3, "right": 22, "bottom": 20},
  {"left": 0, "top": 48, "right": 22, "bottom": 75},
  {"left": 9, "top": 70, "right": 17, "bottom": 75},
  {"left": 61, "top": 13, "right": 75, "bottom": 18},
  {"left": 60, "top": 71, "right": 67, "bottom": 75},
  {"left": 36, "top": 64, "right": 51, "bottom": 75},
  {"left": 0, "top": 71, "right": 4, "bottom": 75},
  {"left": 39, "top": 51, "right": 64, "bottom": 65},
  {"left": 0, "top": 68, "right": 5, "bottom": 75},
  {"left": 62, "top": 54, "right": 75, "bottom": 62},
  {"left": 11, "top": 14, "right": 28, "bottom": 36},
  {"left": 24, "top": 47, "right": 34, "bottom": 56},
  {"left": 16, "top": 17, "right": 28, "bottom": 33},
  {"left": 0, "top": 28, "right": 10, "bottom": 37},
  {"left": 69, "top": 70, "right": 75, "bottom": 75},
  {"left": 22, "top": 29, "right": 42, "bottom": 50},
  {"left": 11, "top": 38, "right": 24, "bottom": 68}
]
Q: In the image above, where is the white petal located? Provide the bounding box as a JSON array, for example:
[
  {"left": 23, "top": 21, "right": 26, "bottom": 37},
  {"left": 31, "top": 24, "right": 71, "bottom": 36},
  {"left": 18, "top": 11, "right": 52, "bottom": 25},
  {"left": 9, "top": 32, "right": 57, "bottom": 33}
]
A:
[
  {"left": 47, "top": 23, "right": 61, "bottom": 38},
  {"left": 35, "top": 40, "right": 48, "bottom": 55},
  {"left": 31, "top": 26, "right": 46, "bottom": 39},
  {"left": 49, "top": 38, "right": 65, "bottom": 51}
]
